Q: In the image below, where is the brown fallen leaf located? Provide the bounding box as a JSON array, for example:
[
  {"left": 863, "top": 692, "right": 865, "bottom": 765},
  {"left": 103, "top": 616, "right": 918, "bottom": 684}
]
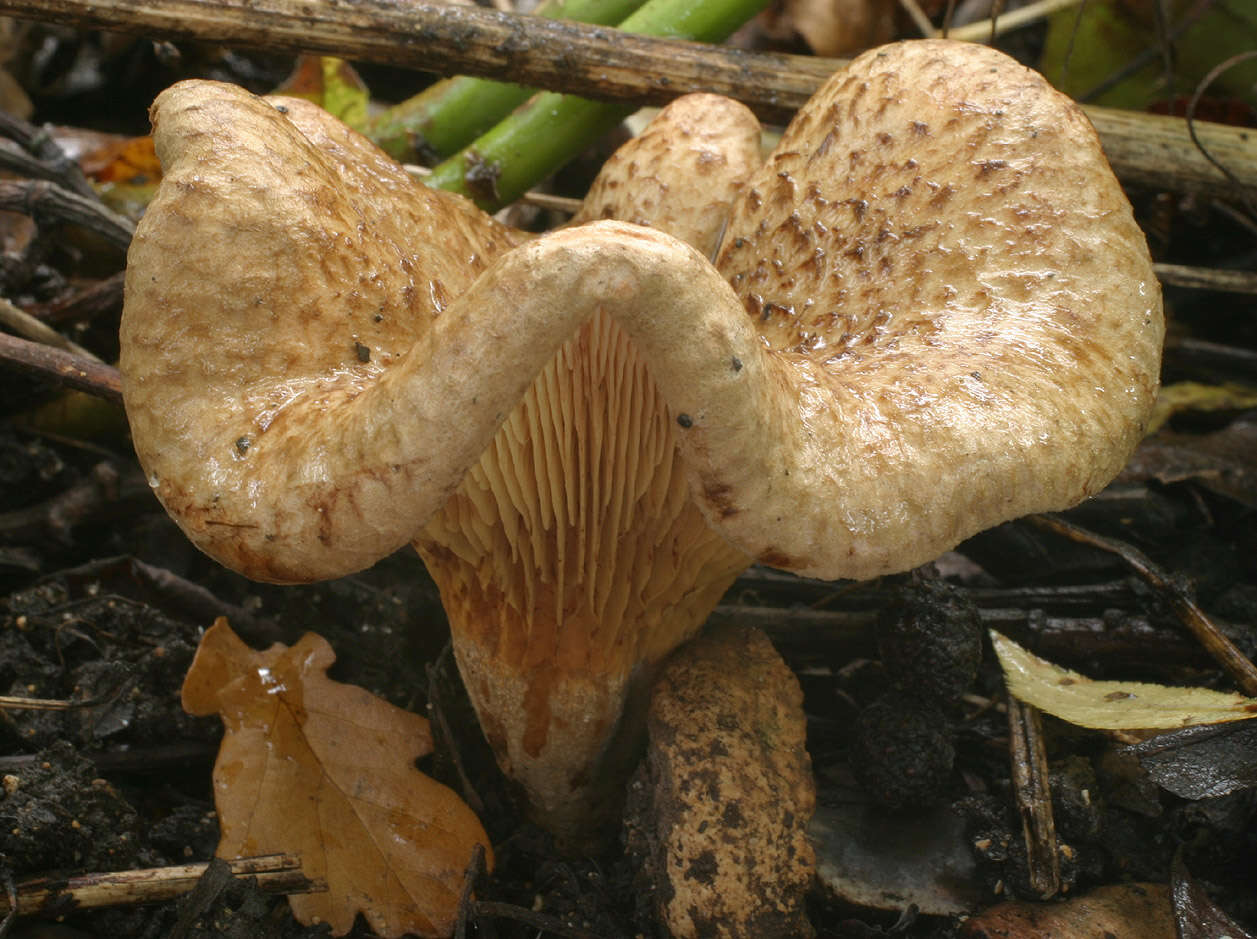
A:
[
  {"left": 182, "top": 618, "right": 491, "bottom": 938},
  {"left": 961, "top": 883, "right": 1174, "bottom": 939},
  {"left": 1123, "top": 414, "right": 1257, "bottom": 508}
]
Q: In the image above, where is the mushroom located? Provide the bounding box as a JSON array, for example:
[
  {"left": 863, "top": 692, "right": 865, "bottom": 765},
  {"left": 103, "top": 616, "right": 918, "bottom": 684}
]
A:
[{"left": 121, "top": 40, "right": 1163, "bottom": 847}]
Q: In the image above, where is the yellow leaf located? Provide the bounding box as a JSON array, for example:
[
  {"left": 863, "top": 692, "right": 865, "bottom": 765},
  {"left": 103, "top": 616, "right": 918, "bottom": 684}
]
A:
[
  {"left": 991, "top": 631, "right": 1257, "bottom": 730},
  {"left": 1147, "top": 381, "right": 1257, "bottom": 434},
  {"left": 274, "top": 55, "right": 370, "bottom": 130},
  {"left": 183, "top": 618, "right": 490, "bottom": 938}
]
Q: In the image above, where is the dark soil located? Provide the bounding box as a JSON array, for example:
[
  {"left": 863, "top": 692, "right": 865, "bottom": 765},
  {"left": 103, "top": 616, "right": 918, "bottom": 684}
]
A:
[{"left": 3, "top": 22, "right": 1257, "bottom": 939}]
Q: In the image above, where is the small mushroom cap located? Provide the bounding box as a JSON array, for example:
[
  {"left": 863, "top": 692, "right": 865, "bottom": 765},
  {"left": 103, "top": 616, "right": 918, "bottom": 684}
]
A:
[
  {"left": 573, "top": 93, "right": 763, "bottom": 258},
  {"left": 701, "top": 39, "right": 1164, "bottom": 578}
]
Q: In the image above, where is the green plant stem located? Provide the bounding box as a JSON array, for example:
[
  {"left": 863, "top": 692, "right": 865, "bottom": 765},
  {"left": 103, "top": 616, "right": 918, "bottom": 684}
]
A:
[
  {"left": 425, "top": 0, "right": 771, "bottom": 209},
  {"left": 366, "top": 0, "right": 648, "bottom": 162}
]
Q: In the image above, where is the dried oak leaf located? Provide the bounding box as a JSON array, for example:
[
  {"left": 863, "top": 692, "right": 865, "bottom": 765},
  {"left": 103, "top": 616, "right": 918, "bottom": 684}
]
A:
[
  {"left": 961, "top": 883, "right": 1174, "bottom": 939},
  {"left": 182, "top": 617, "right": 491, "bottom": 938}
]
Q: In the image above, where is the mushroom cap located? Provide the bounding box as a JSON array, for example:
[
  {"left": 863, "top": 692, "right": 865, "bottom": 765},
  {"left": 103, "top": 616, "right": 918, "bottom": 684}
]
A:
[
  {"left": 573, "top": 93, "right": 763, "bottom": 258},
  {"left": 123, "top": 43, "right": 1161, "bottom": 587},
  {"left": 121, "top": 81, "right": 521, "bottom": 582},
  {"left": 700, "top": 39, "right": 1163, "bottom": 578}
]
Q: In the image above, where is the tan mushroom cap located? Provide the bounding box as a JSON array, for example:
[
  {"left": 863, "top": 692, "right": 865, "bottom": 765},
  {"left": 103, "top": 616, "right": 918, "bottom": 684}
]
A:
[
  {"left": 122, "top": 82, "right": 522, "bottom": 583},
  {"left": 573, "top": 93, "right": 764, "bottom": 258},
  {"left": 704, "top": 39, "right": 1163, "bottom": 578}
]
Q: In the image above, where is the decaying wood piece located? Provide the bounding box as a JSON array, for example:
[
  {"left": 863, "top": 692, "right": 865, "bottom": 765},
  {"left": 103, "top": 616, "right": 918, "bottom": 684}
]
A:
[
  {"left": 625, "top": 625, "right": 816, "bottom": 938},
  {"left": 0, "top": 0, "right": 1253, "bottom": 201}
]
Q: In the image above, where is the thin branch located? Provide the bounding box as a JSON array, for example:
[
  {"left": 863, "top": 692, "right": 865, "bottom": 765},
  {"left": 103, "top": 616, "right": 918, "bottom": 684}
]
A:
[
  {"left": 0, "top": 0, "right": 1253, "bottom": 202},
  {"left": 0, "top": 109, "right": 98, "bottom": 200},
  {"left": 0, "top": 331, "right": 123, "bottom": 403},
  {"left": 1027, "top": 514, "right": 1257, "bottom": 697},
  {"left": 1164, "top": 335, "right": 1257, "bottom": 381},
  {"left": 26, "top": 271, "right": 125, "bottom": 327},
  {"left": 1006, "top": 695, "right": 1061, "bottom": 899},
  {"left": 1186, "top": 50, "right": 1257, "bottom": 224},
  {"left": 0, "top": 460, "right": 142, "bottom": 546},
  {"left": 942, "top": 0, "right": 1084, "bottom": 42},
  {"left": 0, "top": 0, "right": 832, "bottom": 125},
  {"left": 1154, "top": 262, "right": 1257, "bottom": 294},
  {"left": 1, "top": 855, "right": 322, "bottom": 916},
  {"left": 0, "top": 179, "right": 134, "bottom": 251},
  {"left": 0, "top": 694, "right": 84, "bottom": 710},
  {"left": 0, "top": 296, "right": 100, "bottom": 359},
  {"left": 896, "top": 0, "right": 936, "bottom": 37}
]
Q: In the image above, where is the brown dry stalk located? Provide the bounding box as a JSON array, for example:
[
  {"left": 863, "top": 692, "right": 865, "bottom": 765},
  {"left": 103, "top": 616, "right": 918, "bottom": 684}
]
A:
[
  {"left": 1027, "top": 514, "right": 1257, "bottom": 698},
  {"left": 0, "top": 331, "right": 123, "bottom": 402},
  {"left": 0, "top": 0, "right": 1253, "bottom": 202},
  {"left": 2, "top": 854, "right": 322, "bottom": 916},
  {"left": 0, "top": 179, "right": 134, "bottom": 250},
  {"left": 1006, "top": 695, "right": 1062, "bottom": 900}
]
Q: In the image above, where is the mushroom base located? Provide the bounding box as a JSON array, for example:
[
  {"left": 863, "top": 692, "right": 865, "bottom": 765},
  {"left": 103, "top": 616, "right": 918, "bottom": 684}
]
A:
[{"left": 416, "top": 544, "right": 746, "bottom": 851}]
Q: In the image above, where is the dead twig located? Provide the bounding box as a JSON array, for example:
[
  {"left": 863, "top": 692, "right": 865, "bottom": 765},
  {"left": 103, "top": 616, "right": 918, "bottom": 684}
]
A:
[
  {"left": 0, "top": 0, "right": 1253, "bottom": 202},
  {"left": 50, "top": 554, "right": 273, "bottom": 641},
  {"left": 941, "top": 0, "right": 1084, "bottom": 43},
  {"left": 453, "top": 843, "right": 487, "bottom": 939},
  {"left": 0, "top": 110, "right": 98, "bottom": 200},
  {"left": 26, "top": 271, "right": 125, "bottom": 327},
  {"left": 0, "top": 332, "right": 122, "bottom": 402},
  {"left": 0, "top": 179, "right": 134, "bottom": 251},
  {"left": 1186, "top": 50, "right": 1257, "bottom": 226},
  {"left": 1027, "top": 514, "right": 1257, "bottom": 697},
  {"left": 1154, "top": 262, "right": 1257, "bottom": 295},
  {"left": 1006, "top": 694, "right": 1061, "bottom": 899},
  {"left": 0, "top": 694, "right": 95, "bottom": 710},
  {"left": 1164, "top": 336, "right": 1257, "bottom": 382},
  {"left": 0, "top": 854, "right": 323, "bottom": 917},
  {"left": 425, "top": 645, "right": 488, "bottom": 819},
  {"left": 0, "top": 460, "right": 150, "bottom": 546},
  {"left": 0, "top": 296, "right": 100, "bottom": 359}
]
